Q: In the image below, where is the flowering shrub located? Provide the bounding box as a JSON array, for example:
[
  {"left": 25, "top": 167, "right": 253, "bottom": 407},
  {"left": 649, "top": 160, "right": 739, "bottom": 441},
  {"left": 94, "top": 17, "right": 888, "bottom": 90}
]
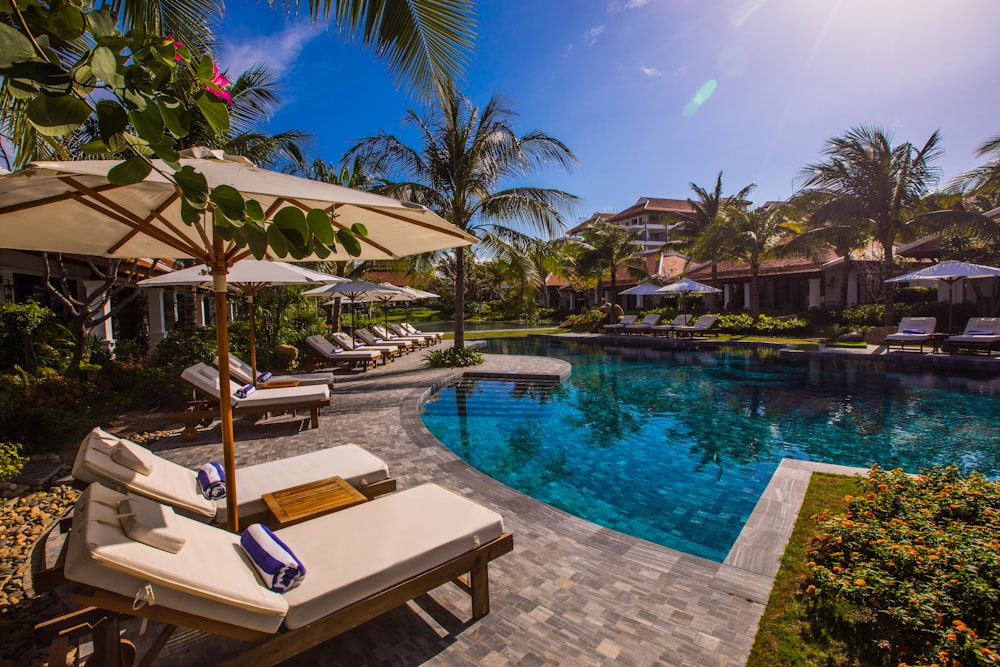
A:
[
  {"left": 560, "top": 310, "right": 606, "bottom": 331},
  {"left": 805, "top": 465, "right": 1000, "bottom": 666},
  {"left": 715, "top": 312, "right": 809, "bottom": 335}
]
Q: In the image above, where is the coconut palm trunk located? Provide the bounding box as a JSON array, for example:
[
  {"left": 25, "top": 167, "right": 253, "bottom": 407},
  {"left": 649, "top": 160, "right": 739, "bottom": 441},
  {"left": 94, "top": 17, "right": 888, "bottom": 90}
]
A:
[{"left": 454, "top": 246, "right": 467, "bottom": 349}]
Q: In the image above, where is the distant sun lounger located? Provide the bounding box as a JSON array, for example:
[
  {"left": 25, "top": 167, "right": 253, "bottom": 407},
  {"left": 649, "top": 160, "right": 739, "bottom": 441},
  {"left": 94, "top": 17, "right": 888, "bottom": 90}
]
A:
[{"left": 884, "top": 316, "right": 937, "bottom": 352}]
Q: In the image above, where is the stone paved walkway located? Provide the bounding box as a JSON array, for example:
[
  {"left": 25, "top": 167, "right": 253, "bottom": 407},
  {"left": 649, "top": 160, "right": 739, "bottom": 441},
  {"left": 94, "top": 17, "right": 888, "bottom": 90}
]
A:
[{"left": 105, "top": 341, "right": 839, "bottom": 666}]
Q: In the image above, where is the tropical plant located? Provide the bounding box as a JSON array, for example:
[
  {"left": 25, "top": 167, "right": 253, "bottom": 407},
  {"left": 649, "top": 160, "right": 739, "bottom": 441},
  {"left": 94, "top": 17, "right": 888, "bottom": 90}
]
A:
[
  {"left": 425, "top": 346, "right": 483, "bottom": 367},
  {"left": 1, "top": 0, "right": 476, "bottom": 167},
  {"left": 573, "top": 221, "right": 647, "bottom": 307},
  {"left": 667, "top": 171, "right": 754, "bottom": 284},
  {"left": 700, "top": 203, "right": 799, "bottom": 318},
  {"left": 954, "top": 133, "right": 1000, "bottom": 204},
  {"left": 797, "top": 126, "right": 944, "bottom": 325},
  {"left": 0, "top": 301, "right": 74, "bottom": 375},
  {"left": 0, "top": 441, "right": 25, "bottom": 486},
  {"left": 344, "top": 82, "right": 579, "bottom": 348}
]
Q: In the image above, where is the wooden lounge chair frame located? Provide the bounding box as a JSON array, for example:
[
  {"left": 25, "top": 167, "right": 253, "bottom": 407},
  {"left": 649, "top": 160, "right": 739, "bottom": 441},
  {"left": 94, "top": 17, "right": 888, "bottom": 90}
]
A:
[
  {"left": 35, "top": 528, "right": 513, "bottom": 667},
  {"left": 171, "top": 378, "right": 330, "bottom": 442},
  {"left": 304, "top": 335, "right": 381, "bottom": 371}
]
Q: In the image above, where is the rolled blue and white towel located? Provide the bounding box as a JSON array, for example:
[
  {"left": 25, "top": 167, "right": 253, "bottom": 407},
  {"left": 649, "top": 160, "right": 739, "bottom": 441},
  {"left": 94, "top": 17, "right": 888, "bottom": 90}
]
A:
[
  {"left": 235, "top": 383, "right": 256, "bottom": 399},
  {"left": 197, "top": 462, "right": 226, "bottom": 499},
  {"left": 257, "top": 371, "right": 273, "bottom": 383},
  {"left": 240, "top": 523, "right": 306, "bottom": 592}
]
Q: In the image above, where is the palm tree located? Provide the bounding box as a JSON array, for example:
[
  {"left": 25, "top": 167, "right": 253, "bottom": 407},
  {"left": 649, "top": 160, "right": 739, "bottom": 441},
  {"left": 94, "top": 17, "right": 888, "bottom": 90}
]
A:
[
  {"left": 343, "top": 83, "right": 579, "bottom": 348},
  {"left": 782, "top": 191, "right": 870, "bottom": 308},
  {"left": 701, "top": 204, "right": 799, "bottom": 318},
  {"left": 2, "top": 0, "right": 476, "bottom": 166},
  {"left": 955, "top": 134, "right": 1000, "bottom": 203},
  {"left": 797, "top": 125, "right": 943, "bottom": 326},
  {"left": 573, "top": 221, "right": 647, "bottom": 308},
  {"left": 668, "top": 171, "right": 755, "bottom": 285}
]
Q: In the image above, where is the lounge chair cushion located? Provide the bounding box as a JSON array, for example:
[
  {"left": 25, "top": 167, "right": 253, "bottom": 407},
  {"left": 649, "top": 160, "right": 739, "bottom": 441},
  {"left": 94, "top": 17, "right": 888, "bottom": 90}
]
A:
[
  {"left": 66, "top": 483, "right": 288, "bottom": 633},
  {"left": 224, "top": 355, "right": 334, "bottom": 387},
  {"left": 72, "top": 428, "right": 218, "bottom": 521},
  {"left": 967, "top": 330, "right": 993, "bottom": 336},
  {"left": 241, "top": 523, "right": 306, "bottom": 592},
  {"left": 279, "top": 483, "right": 504, "bottom": 629},
  {"left": 72, "top": 430, "right": 390, "bottom": 524},
  {"left": 119, "top": 494, "right": 187, "bottom": 554},
  {"left": 217, "top": 445, "right": 391, "bottom": 521},
  {"left": 182, "top": 363, "right": 331, "bottom": 409},
  {"left": 110, "top": 439, "right": 156, "bottom": 476}
]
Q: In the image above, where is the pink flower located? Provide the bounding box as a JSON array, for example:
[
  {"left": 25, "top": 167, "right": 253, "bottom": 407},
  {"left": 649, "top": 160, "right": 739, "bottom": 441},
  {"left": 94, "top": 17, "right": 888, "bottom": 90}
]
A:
[
  {"left": 206, "top": 62, "right": 232, "bottom": 105},
  {"left": 166, "top": 35, "right": 184, "bottom": 62}
]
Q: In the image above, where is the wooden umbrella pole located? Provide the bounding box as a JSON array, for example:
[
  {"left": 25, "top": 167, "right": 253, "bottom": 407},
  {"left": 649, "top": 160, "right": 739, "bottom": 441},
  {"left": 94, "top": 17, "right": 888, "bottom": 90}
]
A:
[
  {"left": 247, "top": 293, "right": 258, "bottom": 385},
  {"left": 212, "top": 231, "right": 239, "bottom": 533}
]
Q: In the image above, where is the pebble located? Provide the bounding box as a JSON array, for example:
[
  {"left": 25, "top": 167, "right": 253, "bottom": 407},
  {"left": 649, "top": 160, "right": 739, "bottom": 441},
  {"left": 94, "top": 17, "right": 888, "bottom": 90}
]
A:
[{"left": 1, "top": 478, "right": 79, "bottom": 667}]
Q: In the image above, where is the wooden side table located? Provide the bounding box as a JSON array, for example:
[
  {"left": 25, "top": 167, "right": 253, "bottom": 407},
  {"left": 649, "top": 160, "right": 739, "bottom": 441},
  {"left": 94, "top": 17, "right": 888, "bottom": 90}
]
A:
[{"left": 263, "top": 476, "right": 367, "bottom": 528}]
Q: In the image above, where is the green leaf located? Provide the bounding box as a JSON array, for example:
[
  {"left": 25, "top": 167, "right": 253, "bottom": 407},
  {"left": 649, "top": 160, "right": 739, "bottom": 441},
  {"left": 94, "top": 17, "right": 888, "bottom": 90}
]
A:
[
  {"left": 243, "top": 222, "right": 267, "bottom": 258},
  {"left": 351, "top": 222, "right": 368, "bottom": 238},
  {"left": 266, "top": 225, "right": 289, "bottom": 257},
  {"left": 87, "top": 7, "right": 117, "bottom": 39},
  {"left": 89, "top": 46, "right": 117, "bottom": 82},
  {"left": 0, "top": 23, "right": 39, "bottom": 68},
  {"left": 194, "top": 91, "right": 229, "bottom": 134},
  {"left": 244, "top": 199, "right": 265, "bottom": 222},
  {"left": 128, "top": 104, "right": 163, "bottom": 144},
  {"left": 107, "top": 157, "right": 152, "bottom": 185},
  {"left": 272, "top": 207, "right": 309, "bottom": 247},
  {"left": 25, "top": 95, "right": 91, "bottom": 136},
  {"left": 5, "top": 78, "right": 41, "bottom": 99},
  {"left": 53, "top": 5, "right": 86, "bottom": 39},
  {"left": 336, "top": 228, "right": 362, "bottom": 257},
  {"left": 157, "top": 95, "right": 189, "bottom": 138},
  {"left": 306, "top": 209, "right": 335, "bottom": 245},
  {"left": 212, "top": 207, "right": 233, "bottom": 229},
  {"left": 0, "top": 61, "right": 71, "bottom": 95},
  {"left": 173, "top": 165, "right": 209, "bottom": 208},
  {"left": 195, "top": 57, "right": 215, "bottom": 81},
  {"left": 146, "top": 137, "right": 179, "bottom": 162},
  {"left": 180, "top": 198, "right": 201, "bottom": 225},
  {"left": 308, "top": 238, "right": 332, "bottom": 260},
  {"left": 79, "top": 139, "right": 110, "bottom": 155},
  {"left": 211, "top": 185, "right": 245, "bottom": 222},
  {"left": 95, "top": 99, "right": 127, "bottom": 144}
]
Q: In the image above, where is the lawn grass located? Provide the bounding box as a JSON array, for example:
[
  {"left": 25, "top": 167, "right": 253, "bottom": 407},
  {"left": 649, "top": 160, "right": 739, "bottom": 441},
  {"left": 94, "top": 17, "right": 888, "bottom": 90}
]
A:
[
  {"left": 441, "top": 327, "right": 566, "bottom": 340},
  {"left": 747, "top": 472, "right": 861, "bottom": 667}
]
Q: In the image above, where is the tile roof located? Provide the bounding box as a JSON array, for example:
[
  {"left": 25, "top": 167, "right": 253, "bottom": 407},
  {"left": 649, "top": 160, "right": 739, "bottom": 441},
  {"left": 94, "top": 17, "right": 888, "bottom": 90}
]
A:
[{"left": 608, "top": 197, "right": 693, "bottom": 222}]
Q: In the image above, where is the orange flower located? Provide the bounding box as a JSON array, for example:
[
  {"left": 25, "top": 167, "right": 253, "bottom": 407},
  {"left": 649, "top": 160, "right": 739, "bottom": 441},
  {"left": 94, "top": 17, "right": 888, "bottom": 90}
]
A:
[
  {"left": 805, "top": 585, "right": 816, "bottom": 594},
  {"left": 854, "top": 578, "right": 866, "bottom": 586}
]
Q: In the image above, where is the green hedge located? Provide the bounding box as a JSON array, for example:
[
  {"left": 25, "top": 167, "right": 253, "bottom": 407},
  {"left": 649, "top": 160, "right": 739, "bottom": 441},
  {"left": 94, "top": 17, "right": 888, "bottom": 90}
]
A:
[
  {"left": 715, "top": 312, "right": 809, "bottom": 335},
  {"left": 805, "top": 466, "right": 1000, "bottom": 666}
]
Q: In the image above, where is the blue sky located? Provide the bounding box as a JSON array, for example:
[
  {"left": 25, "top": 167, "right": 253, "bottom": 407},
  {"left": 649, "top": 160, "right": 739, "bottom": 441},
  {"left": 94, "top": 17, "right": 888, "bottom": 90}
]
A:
[{"left": 218, "top": 0, "right": 1000, "bottom": 224}]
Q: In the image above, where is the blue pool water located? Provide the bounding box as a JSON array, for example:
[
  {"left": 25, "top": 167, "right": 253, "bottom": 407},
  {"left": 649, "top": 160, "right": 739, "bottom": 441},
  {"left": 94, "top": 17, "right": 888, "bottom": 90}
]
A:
[{"left": 420, "top": 338, "right": 1000, "bottom": 562}]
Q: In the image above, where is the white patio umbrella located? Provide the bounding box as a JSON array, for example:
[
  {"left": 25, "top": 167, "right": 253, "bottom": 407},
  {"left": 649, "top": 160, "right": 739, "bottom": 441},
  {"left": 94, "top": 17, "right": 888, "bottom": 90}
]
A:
[
  {"left": 886, "top": 260, "right": 1000, "bottom": 332},
  {"left": 657, "top": 278, "right": 721, "bottom": 312},
  {"left": 139, "top": 260, "right": 348, "bottom": 384},
  {"left": 0, "top": 148, "right": 476, "bottom": 532},
  {"left": 619, "top": 282, "right": 665, "bottom": 296},
  {"left": 303, "top": 280, "right": 399, "bottom": 346}
]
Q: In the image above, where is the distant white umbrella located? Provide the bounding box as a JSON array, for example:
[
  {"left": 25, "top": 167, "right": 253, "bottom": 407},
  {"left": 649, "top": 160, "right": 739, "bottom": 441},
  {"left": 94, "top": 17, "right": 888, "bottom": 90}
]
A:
[
  {"left": 140, "top": 260, "right": 347, "bottom": 384},
  {"left": 886, "top": 260, "right": 1000, "bottom": 332},
  {"left": 657, "top": 278, "right": 721, "bottom": 312},
  {"left": 619, "top": 282, "right": 664, "bottom": 296},
  {"left": 303, "top": 280, "right": 399, "bottom": 346}
]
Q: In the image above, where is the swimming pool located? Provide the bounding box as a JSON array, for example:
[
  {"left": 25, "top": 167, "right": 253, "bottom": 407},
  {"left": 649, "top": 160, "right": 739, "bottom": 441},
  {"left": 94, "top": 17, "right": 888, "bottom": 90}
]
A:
[{"left": 420, "top": 338, "right": 1000, "bottom": 562}]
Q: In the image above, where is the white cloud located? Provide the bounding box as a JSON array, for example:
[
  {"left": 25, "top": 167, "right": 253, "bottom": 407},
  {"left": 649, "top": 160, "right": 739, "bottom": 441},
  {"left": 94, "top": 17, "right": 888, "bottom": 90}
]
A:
[
  {"left": 608, "top": 0, "right": 649, "bottom": 13},
  {"left": 221, "top": 22, "right": 319, "bottom": 78},
  {"left": 584, "top": 25, "right": 605, "bottom": 47},
  {"left": 640, "top": 66, "right": 662, "bottom": 77}
]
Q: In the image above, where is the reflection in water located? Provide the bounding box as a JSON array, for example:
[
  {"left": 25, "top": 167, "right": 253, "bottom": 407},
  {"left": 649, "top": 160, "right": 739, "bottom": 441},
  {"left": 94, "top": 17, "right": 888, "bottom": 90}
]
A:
[{"left": 421, "top": 340, "right": 1000, "bottom": 561}]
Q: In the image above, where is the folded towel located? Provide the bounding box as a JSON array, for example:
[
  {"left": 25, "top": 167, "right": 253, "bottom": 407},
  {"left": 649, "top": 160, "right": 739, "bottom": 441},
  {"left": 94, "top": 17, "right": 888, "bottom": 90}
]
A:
[
  {"left": 235, "top": 383, "right": 256, "bottom": 399},
  {"left": 967, "top": 330, "right": 994, "bottom": 335},
  {"left": 332, "top": 348, "right": 342, "bottom": 354},
  {"left": 257, "top": 371, "right": 273, "bottom": 383},
  {"left": 355, "top": 343, "right": 365, "bottom": 349},
  {"left": 240, "top": 523, "right": 306, "bottom": 592},
  {"left": 197, "top": 462, "right": 226, "bottom": 499},
  {"left": 374, "top": 338, "right": 383, "bottom": 342},
  {"left": 901, "top": 329, "right": 926, "bottom": 334}
]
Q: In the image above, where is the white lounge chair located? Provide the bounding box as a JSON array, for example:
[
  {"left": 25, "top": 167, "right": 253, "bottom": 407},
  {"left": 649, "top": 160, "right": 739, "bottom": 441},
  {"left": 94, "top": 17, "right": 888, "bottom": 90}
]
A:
[
  {"left": 650, "top": 314, "right": 693, "bottom": 337},
  {"left": 175, "top": 363, "right": 330, "bottom": 440},
  {"left": 671, "top": 314, "right": 719, "bottom": 339},
  {"left": 602, "top": 314, "right": 638, "bottom": 334},
  {"left": 329, "top": 331, "right": 396, "bottom": 363},
  {"left": 305, "top": 335, "right": 381, "bottom": 371},
  {"left": 400, "top": 322, "right": 444, "bottom": 342},
  {"left": 948, "top": 317, "right": 1000, "bottom": 355},
  {"left": 884, "top": 316, "right": 937, "bottom": 352},
  {"left": 70, "top": 427, "right": 395, "bottom": 523},
  {"left": 378, "top": 324, "right": 432, "bottom": 347},
  {"left": 352, "top": 327, "right": 413, "bottom": 354},
  {"left": 221, "top": 354, "right": 334, "bottom": 387},
  {"left": 388, "top": 323, "right": 438, "bottom": 345},
  {"left": 38, "top": 482, "right": 513, "bottom": 667},
  {"left": 623, "top": 313, "right": 661, "bottom": 335}
]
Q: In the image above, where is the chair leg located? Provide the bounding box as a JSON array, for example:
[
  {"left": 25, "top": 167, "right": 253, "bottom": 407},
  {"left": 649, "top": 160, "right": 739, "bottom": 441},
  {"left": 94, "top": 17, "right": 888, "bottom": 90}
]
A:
[{"left": 470, "top": 563, "right": 490, "bottom": 619}]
